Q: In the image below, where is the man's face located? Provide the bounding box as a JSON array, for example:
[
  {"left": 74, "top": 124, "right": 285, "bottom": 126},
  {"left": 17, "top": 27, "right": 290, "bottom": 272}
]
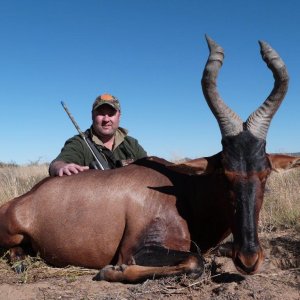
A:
[{"left": 92, "top": 105, "right": 121, "bottom": 138}]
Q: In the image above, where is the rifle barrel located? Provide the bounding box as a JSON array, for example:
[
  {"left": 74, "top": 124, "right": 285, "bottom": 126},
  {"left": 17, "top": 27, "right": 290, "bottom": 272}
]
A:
[
  {"left": 61, "top": 101, "right": 84, "bottom": 136},
  {"left": 60, "top": 101, "right": 105, "bottom": 170}
]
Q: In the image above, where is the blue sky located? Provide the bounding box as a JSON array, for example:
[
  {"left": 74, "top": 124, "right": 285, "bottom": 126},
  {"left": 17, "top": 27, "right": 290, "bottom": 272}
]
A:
[{"left": 0, "top": 0, "right": 299, "bottom": 164}]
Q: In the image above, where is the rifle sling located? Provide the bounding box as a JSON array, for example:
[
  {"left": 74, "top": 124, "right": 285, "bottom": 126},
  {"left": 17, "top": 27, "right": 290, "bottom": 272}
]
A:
[{"left": 84, "top": 133, "right": 111, "bottom": 170}]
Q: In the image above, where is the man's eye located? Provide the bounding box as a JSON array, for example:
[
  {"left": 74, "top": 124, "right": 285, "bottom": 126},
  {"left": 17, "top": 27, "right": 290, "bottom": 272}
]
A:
[{"left": 99, "top": 113, "right": 115, "bottom": 117}]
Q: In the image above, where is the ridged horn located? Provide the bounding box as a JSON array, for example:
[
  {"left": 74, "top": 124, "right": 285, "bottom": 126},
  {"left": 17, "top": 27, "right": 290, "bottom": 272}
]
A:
[
  {"left": 201, "top": 35, "right": 243, "bottom": 137},
  {"left": 245, "top": 41, "right": 289, "bottom": 140}
]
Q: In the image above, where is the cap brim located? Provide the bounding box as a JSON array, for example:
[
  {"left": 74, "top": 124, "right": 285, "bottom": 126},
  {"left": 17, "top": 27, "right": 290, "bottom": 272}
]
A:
[{"left": 93, "top": 102, "right": 118, "bottom": 111}]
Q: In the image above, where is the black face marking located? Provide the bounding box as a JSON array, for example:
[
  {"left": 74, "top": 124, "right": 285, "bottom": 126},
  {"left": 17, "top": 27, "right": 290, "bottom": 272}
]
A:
[
  {"left": 233, "top": 177, "right": 259, "bottom": 249},
  {"left": 221, "top": 131, "right": 270, "bottom": 173},
  {"left": 221, "top": 131, "right": 271, "bottom": 254}
]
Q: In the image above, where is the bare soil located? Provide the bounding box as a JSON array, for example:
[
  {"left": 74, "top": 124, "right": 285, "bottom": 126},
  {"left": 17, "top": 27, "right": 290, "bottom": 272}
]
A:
[{"left": 0, "top": 229, "right": 299, "bottom": 300}]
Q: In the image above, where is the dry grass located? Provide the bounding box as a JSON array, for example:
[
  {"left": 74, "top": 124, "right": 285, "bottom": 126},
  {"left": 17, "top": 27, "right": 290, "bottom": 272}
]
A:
[
  {"left": 0, "top": 163, "right": 49, "bottom": 206},
  {"left": 0, "top": 163, "right": 299, "bottom": 230},
  {"left": 260, "top": 168, "right": 300, "bottom": 231}
]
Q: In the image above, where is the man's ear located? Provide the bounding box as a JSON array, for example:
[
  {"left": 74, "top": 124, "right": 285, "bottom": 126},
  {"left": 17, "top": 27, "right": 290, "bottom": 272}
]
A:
[
  {"left": 167, "top": 153, "right": 222, "bottom": 175},
  {"left": 267, "top": 154, "right": 300, "bottom": 172},
  {"left": 92, "top": 110, "right": 96, "bottom": 122}
]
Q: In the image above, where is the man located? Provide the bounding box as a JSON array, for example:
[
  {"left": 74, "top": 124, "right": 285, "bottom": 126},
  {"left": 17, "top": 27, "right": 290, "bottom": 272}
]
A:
[{"left": 49, "top": 93, "right": 147, "bottom": 176}]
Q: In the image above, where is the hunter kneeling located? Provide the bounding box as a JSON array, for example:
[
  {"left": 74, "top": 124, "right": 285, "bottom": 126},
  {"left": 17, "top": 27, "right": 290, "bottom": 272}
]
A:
[{"left": 49, "top": 93, "right": 147, "bottom": 176}]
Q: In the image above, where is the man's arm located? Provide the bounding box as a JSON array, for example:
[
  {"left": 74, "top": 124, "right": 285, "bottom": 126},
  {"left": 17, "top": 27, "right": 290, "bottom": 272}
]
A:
[
  {"left": 49, "top": 134, "right": 93, "bottom": 176},
  {"left": 133, "top": 140, "right": 147, "bottom": 159}
]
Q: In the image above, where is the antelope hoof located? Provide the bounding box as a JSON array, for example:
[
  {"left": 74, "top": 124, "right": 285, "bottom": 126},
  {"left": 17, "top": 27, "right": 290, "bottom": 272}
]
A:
[{"left": 93, "top": 264, "right": 127, "bottom": 281}]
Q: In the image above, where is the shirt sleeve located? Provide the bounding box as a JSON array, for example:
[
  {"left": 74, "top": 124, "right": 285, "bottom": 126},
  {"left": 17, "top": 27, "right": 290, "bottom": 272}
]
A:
[
  {"left": 51, "top": 135, "right": 90, "bottom": 166},
  {"left": 131, "top": 138, "right": 147, "bottom": 159}
]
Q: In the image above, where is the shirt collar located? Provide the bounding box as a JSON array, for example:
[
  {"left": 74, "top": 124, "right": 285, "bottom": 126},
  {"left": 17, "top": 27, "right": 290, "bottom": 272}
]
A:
[{"left": 90, "top": 127, "right": 128, "bottom": 151}]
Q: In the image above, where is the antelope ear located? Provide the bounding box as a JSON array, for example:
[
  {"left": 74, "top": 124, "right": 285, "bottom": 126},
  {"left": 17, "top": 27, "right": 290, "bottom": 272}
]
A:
[
  {"left": 167, "top": 153, "right": 222, "bottom": 175},
  {"left": 267, "top": 154, "right": 300, "bottom": 172}
]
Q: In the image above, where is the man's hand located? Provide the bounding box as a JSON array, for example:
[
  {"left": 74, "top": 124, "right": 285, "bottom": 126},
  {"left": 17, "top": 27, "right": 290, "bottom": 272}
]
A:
[{"left": 49, "top": 161, "right": 89, "bottom": 177}]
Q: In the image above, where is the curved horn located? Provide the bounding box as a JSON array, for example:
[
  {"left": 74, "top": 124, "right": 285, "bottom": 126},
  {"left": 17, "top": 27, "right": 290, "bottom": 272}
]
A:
[
  {"left": 245, "top": 41, "right": 289, "bottom": 140},
  {"left": 201, "top": 35, "right": 243, "bottom": 137}
]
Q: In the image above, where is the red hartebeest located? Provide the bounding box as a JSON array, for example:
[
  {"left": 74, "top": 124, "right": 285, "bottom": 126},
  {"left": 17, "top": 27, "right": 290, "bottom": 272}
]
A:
[{"left": 0, "top": 36, "right": 299, "bottom": 283}]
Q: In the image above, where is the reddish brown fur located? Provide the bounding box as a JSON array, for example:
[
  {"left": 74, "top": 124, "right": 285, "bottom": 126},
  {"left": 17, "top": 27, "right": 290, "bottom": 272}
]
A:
[
  {"left": 267, "top": 154, "right": 300, "bottom": 171},
  {"left": 0, "top": 153, "right": 298, "bottom": 282},
  {"left": 0, "top": 159, "right": 198, "bottom": 275}
]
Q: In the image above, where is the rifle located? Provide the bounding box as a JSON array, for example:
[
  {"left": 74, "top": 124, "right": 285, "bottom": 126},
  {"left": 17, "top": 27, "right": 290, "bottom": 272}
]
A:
[{"left": 61, "top": 101, "right": 110, "bottom": 170}]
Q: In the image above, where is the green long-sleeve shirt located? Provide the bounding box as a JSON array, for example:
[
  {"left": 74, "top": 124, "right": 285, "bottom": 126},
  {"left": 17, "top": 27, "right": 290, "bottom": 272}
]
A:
[{"left": 50, "top": 127, "right": 147, "bottom": 170}]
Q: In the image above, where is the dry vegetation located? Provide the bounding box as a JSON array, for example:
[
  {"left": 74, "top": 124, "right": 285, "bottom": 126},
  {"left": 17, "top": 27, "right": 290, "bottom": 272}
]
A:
[
  {"left": 262, "top": 168, "right": 300, "bottom": 230},
  {"left": 0, "top": 162, "right": 299, "bottom": 299},
  {"left": 0, "top": 163, "right": 49, "bottom": 205}
]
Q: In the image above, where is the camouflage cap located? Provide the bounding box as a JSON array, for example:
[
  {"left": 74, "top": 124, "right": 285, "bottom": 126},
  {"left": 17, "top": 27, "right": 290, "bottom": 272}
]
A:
[{"left": 92, "top": 94, "right": 121, "bottom": 111}]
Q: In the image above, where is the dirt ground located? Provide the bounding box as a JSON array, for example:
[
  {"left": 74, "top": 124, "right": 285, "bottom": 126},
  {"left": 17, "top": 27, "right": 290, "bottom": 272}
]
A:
[{"left": 0, "top": 229, "right": 299, "bottom": 300}]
